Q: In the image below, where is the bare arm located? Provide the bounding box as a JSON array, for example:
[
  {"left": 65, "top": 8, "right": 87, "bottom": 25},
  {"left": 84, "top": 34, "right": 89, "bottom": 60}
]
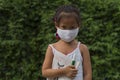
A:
[{"left": 80, "top": 44, "right": 92, "bottom": 80}]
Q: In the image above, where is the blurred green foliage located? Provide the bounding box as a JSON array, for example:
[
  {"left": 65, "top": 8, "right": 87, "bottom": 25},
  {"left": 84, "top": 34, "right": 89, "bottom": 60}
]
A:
[{"left": 0, "top": 0, "right": 120, "bottom": 80}]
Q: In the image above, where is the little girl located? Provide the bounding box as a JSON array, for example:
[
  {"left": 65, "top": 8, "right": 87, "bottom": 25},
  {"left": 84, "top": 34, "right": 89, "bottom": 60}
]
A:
[{"left": 42, "top": 5, "right": 92, "bottom": 80}]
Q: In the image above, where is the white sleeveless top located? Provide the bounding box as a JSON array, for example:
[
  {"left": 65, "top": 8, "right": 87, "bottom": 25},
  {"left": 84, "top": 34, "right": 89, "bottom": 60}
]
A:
[{"left": 47, "top": 42, "right": 83, "bottom": 80}]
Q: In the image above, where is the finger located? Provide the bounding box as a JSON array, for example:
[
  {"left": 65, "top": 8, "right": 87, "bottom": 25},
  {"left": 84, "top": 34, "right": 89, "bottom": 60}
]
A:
[
  {"left": 70, "top": 71, "right": 77, "bottom": 77},
  {"left": 72, "top": 73, "right": 77, "bottom": 76},
  {"left": 69, "top": 65, "right": 75, "bottom": 69},
  {"left": 70, "top": 75, "right": 76, "bottom": 79},
  {"left": 71, "top": 69, "right": 78, "bottom": 72},
  {"left": 72, "top": 71, "right": 78, "bottom": 74}
]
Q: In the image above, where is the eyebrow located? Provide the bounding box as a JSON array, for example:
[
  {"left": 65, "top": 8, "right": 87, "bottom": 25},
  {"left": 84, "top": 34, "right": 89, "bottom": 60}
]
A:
[{"left": 61, "top": 24, "right": 77, "bottom": 28}]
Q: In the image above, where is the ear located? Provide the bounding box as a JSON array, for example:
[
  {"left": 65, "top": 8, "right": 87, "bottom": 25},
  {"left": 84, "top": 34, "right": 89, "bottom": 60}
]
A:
[
  {"left": 77, "top": 22, "right": 81, "bottom": 28},
  {"left": 54, "top": 22, "right": 59, "bottom": 29}
]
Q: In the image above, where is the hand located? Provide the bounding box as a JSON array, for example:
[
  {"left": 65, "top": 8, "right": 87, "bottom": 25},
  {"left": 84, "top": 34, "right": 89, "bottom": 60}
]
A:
[{"left": 63, "top": 65, "right": 78, "bottom": 79}]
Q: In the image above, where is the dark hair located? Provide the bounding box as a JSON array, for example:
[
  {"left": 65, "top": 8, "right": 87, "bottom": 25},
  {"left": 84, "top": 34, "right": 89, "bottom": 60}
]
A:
[{"left": 53, "top": 5, "right": 81, "bottom": 25}]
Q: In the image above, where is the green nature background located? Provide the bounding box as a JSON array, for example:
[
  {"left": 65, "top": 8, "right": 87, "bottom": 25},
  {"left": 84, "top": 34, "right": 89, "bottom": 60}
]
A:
[{"left": 0, "top": 0, "right": 120, "bottom": 80}]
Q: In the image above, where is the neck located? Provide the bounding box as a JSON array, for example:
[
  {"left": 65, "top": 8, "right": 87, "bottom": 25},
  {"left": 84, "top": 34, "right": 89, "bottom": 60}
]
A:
[{"left": 59, "top": 40, "right": 77, "bottom": 45}]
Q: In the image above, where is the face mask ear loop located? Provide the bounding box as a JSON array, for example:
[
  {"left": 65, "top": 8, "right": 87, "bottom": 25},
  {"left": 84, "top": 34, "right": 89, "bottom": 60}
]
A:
[
  {"left": 55, "top": 32, "right": 60, "bottom": 40},
  {"left": 55, "top": 28, "right": 60, "bottom": 40}
]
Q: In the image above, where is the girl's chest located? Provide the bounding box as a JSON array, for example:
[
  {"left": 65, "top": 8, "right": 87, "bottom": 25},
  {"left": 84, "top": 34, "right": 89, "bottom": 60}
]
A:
[{"left": 56, "top": 46, "right": 77, "bottom": 55}]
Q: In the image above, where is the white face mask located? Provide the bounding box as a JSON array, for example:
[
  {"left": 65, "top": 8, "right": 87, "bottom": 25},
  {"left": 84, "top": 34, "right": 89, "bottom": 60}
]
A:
[{"left": 57, "top": 28, "right": 79, "bottom": 42}]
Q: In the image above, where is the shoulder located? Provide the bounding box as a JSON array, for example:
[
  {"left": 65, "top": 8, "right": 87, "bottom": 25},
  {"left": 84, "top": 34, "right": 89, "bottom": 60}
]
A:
[
  {"left": 48, "top": 42, "right": 57, "bottom": 47},
  {"left": 79, "top": 43, "right": 89, "bottom": 56},
  {"left": 47, "top": 42, "right": 58, "bottom": 53},
  {"left": 46, "top": 45, "right": 53, "bottom": 55},
  {"left": 49, "top": 42, "right": 59, "bottom": 48},
  {"left": 80, "top": 43, "right": 88, "bottom": 51}
]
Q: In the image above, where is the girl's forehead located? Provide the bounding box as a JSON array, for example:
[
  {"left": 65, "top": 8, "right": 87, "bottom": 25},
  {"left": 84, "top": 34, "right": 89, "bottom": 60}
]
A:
[
  {"left": 58, "top": 12, "right": 78, "bottom": 24},
  {"left": 59, "top": 16, "right": 77, "bottom": 25}
]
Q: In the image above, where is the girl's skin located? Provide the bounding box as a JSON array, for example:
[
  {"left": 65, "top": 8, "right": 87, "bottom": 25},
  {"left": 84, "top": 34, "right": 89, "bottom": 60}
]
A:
[{"left": 42, "top": 12, "right": 92, "bottom": 80}]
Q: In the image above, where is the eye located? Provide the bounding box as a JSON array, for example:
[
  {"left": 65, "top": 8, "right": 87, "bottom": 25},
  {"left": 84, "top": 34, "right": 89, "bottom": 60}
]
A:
[
  {"left": 70, "top": 26, "right": 76, "bottom": 29},
  {"left": 71, "top": 26, "right": 75, "bottom": 29},
  {"left": 61, "top": 26, "right": 67, "bottom": 29}
]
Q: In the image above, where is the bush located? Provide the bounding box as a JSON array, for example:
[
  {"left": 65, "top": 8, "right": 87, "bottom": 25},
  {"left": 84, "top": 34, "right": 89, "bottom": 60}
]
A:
[{"left": 0, "top": 0, "right": 120, "bottom": 80}]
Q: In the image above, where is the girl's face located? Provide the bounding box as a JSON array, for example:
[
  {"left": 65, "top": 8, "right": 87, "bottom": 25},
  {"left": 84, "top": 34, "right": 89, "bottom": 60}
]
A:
[{"left": 55, "top": 12, "right": 79, "bottom": 30}]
